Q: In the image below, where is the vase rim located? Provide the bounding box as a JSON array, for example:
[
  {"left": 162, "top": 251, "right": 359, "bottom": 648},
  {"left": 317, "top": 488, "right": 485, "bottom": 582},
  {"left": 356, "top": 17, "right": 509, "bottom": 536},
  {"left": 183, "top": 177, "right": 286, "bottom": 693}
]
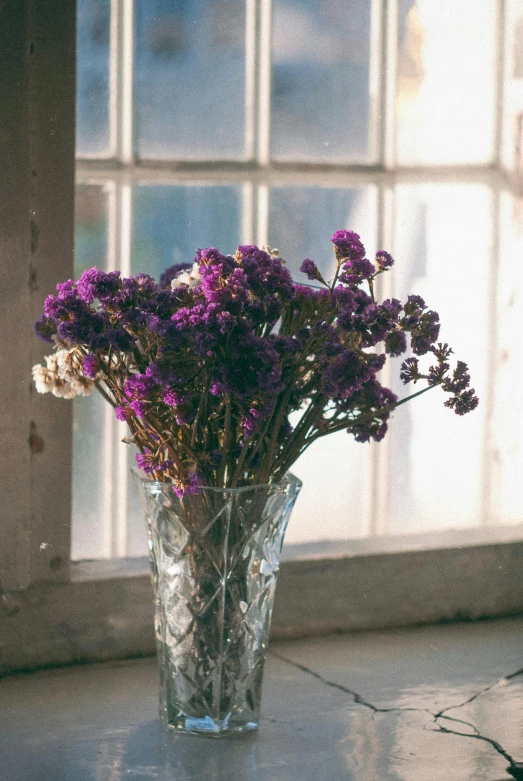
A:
[{"left": 131, "top": 468, "right": 302, "bottom": 495}]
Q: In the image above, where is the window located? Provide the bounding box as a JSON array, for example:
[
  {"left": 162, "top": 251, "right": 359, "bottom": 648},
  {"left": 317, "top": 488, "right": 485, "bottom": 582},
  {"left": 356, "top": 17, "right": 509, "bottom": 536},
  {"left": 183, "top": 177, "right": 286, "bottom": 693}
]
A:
[
  {"left": 2, "top": 0, "right": 523, "bottom": 675},
  {"left": 74, "top": 0, "right": 523, "bottom": 559}
]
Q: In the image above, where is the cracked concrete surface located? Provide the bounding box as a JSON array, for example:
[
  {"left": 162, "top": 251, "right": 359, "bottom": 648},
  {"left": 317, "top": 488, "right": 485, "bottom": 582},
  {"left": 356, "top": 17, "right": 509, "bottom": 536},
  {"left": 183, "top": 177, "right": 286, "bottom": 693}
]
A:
[
  {"left": 0, "top": 616, "right": 522, "bottom": 781},
  {"left": 270, "top": 650, "right": 523, "bottom": 778}
]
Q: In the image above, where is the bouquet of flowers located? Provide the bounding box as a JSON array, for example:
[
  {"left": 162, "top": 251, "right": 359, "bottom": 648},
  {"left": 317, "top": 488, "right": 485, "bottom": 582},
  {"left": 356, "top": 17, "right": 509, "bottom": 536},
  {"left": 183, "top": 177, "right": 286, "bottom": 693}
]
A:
[{"left": 33, "top": 230, "right": 478, "bottom": 494}]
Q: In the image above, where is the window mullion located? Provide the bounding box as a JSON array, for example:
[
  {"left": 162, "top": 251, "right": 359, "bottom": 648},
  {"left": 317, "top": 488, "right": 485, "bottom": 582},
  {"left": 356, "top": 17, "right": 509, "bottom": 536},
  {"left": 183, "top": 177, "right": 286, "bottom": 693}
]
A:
[
  {"left": 114, "top": 0, "right": 135, "bottom": 164},
  {"left": 380, "top": 0, "right": 398, "bottom": 170},
  {"left": 368, "top": 184, "right": 395, "bottom": 537},
  {"left": 479, "top": 184, "right": 502, "bottom": 526},
  {"left": 369, "top": 0, "right": 385, "bottom": 163},
  {"left": 493, "top": 0, "right": 507, "bottom": 167},
  {"left": 257, "top": 0, "right": 272, "bottom": 167}
]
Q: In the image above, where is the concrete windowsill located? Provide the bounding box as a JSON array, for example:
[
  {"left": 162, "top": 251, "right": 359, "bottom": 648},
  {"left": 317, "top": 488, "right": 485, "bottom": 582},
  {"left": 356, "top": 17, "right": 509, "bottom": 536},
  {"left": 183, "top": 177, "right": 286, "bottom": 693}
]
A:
[
  {"left": 1, "top": 616, "right": 522, "bottom": 780},
  {"left": 1, "top": 526, "right": 523, "bottom": 675}
]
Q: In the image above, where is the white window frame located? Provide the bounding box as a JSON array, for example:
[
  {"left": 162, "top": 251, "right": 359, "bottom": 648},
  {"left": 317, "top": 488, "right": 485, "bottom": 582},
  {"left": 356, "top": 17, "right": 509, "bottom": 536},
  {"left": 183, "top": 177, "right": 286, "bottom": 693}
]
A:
[{"left": 1, "top": 0, "right": 523, "bottom": 675}]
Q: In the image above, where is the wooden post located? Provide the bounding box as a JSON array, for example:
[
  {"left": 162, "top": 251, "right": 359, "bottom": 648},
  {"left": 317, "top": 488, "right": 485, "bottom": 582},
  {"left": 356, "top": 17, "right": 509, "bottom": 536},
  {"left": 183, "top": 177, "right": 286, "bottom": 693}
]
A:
[{"left": 0, "top": 0, "right": 76, "bottom": 589}]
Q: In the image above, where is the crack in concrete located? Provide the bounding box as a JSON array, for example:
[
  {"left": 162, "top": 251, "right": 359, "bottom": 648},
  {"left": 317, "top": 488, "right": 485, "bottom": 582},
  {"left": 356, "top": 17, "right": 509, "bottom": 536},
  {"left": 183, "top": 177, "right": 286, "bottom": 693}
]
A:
[
  {"left": 270, "top": 649, "right": 523, "bottom": 779},
  {"left": 435, "top": 667, "right": 523, "bottom": 720}
]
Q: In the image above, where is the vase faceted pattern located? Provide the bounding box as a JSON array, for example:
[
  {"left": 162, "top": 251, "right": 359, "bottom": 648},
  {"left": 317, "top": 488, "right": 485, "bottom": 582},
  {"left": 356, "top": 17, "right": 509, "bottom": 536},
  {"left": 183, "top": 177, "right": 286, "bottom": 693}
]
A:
[{"left": 134, "top": 473, "right": 302, "bottom": 735}]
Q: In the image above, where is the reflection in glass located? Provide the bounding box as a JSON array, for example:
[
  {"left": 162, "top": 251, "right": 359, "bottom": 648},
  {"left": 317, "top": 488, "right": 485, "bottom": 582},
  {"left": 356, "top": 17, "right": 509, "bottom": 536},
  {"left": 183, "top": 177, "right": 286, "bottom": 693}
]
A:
[
  {"left": 396, "top": 0, "right": 496, "bottom": 165},
  {"left": 135, "top": 0, "right": 246, "bottom": 159},
  {"left": 269, "top": 187, "right": 377, "bottom": 543},
  {"left": 131, "top": 184, "right": 242, "bottom": 276},
  {"left": 271, "top": 0, "right": 372, "bottom": 161},
  {"left": 387, "top": 184, "right": 491, "bottom": 534},
  {"left": 72, "top": 185, "right": 110, "bottom": 560},
  {"left": 76, "top": 0, "right": 111, "bottom": 156}
]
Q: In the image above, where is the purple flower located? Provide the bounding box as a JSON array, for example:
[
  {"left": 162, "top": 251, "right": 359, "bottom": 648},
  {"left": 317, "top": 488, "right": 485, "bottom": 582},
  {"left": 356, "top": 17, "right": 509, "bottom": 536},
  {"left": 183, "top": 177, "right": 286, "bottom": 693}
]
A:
[
  {"left": 172, "top": 471, "right": 202, "bottom": 498},
  {"left": 163, "top": 388, "right": 187, "bottom": 407},
  {"left": 34, "top": 315, "right": 57, "bottom": 343},
  {"left": 300, "top": 258, "right": 324, "bottom": 283},
  {"left": 445, "top": 389, "right": 479, "bottom": 415},
  {"left": 115, "top": 405, "right": 132, "bottom": 422},
  {"left": 376, "top": 250, "right": 394, "bottom": 270},
  {"left": 83, "top": 354, "right": 101, "bottom": 379},
  {"left": 77, "top": 267, "right": 121, "bottom": 304},
  {"left": 343, "top": 257, "right": 375, "bottom": 279},
  {"left": 322, "top": 350, "right": 386, "bottom": 399},
  {"left": 129, "top": 399, "right": 147, "bottom": 418},
  {"left": 385, "top": 330, "right": 407, "bottom": 357},
  {"left": 124, "top": 373, "right": 156, "bottom": 400},
  {"left": 442, "top": 361, "right": 471, "bottom": 393},
  {"left": 331, "top": 230, "right": 366, "bottom": 260},
  {"left": 399, "top": 357, "right": 422, "bottom": 384}
]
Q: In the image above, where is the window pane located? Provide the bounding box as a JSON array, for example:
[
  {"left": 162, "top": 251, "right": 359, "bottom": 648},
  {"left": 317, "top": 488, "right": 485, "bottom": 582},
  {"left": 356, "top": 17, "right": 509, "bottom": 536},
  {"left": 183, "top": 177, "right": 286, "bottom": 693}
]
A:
[
  {"left": 271, "top": 0, "right": 372, "bottom": 161},
  {"left": 269, "top": 186, "right": 377, "bottom": 279},
  {"left": 131, "top": 184, "right": 242, "bottom": 276},
  {"left": 396, "top": 0, "right": 497, "bottom": 165},
  {"left": 76, "top": 0, "right": 111, "bottom": 156},
  {"left": 502, "top": 1, "right": 523, "bottom": 171},
  {"left": 135, "top": 0, "right": 247, "bottom": 159},
  {"left": 269, "top": 186, "right": 377, "bottom": 543},
  {"left": 387, "top": 183, "right": 491, "bottom": 534},
  {"left": 489, "top": 191, "right": 523, "bottom": 523},
  {"left": 72, "top": 185, "right": 110, "bottom": 560}
]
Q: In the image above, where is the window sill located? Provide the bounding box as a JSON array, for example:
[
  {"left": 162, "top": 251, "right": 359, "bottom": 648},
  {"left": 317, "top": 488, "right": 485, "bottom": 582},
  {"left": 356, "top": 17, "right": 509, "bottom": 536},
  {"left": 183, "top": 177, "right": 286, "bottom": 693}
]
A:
[{"left": 1, "top": 525, "right": 523, "bottom": 676}]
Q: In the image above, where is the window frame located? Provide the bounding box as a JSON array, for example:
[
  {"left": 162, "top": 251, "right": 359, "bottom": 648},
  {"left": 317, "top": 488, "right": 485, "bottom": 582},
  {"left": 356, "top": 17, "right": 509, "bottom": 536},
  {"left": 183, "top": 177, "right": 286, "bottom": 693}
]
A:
[{"left": 1, "top": 0, "right": 523, "bottom": 674}]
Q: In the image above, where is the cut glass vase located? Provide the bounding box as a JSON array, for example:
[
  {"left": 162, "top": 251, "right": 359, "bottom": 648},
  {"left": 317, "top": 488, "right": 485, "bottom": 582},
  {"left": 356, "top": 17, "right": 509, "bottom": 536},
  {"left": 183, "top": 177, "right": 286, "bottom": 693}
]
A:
[{"left": 133, "top": 471, "right": 302, "bottom": 736}]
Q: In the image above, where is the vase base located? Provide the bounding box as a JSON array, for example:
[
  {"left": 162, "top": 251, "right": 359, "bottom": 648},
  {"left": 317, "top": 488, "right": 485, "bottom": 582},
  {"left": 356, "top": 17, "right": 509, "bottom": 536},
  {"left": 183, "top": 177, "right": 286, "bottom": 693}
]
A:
[{"left": 164, "top": 714, "right": 259, "bottom": 737}]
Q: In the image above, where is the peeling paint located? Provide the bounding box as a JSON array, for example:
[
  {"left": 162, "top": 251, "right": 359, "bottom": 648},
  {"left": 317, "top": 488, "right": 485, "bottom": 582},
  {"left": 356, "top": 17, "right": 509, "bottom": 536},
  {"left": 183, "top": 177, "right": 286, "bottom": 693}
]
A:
[
  {"left": 30, "top": 220, "right": 39, "bottom": 253},
  {"left": 28, "top": 421, "right": 44, "bottom": 454}
]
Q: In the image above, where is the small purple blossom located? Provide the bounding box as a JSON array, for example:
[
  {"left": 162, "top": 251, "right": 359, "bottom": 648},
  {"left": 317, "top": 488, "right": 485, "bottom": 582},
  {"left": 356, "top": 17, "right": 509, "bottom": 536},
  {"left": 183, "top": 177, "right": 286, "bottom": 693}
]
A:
[
  {"left": 331, "top": 230, "right": 366, "bottom": 260},
  {"left": 444, "top": 389, "right": 479, "bottom": 415},
  {"left": 376, "top": 250, "right": 394, "bottom": 270},
  {"left": 385, "top": 330, "right": 407, "bottom": 357},
  {"left": 83, "top": 354, "right": 101, "bottom": 379},
  {"left": 172, "top": 471, "right": 202, "bottom": 498},
  {"left": 34, "top": 315, "right": 57, "bottom": 343},
  {"left": 77, "top": 267, "right": 121, "bottom": 304}
]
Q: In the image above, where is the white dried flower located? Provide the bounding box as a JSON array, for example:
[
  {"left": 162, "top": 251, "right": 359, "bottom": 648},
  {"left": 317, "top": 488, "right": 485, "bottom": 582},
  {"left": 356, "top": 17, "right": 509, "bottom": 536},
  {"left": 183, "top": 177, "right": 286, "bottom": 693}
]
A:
[
  {"left": 56, "top": 347, "right": 85, "bottom": 382},
  {"left": 262, "top": 246, "right": 280, "bottom": 258},
  {"left": 69, "top": 376, "right": 95, "bottom": 397},
  {"left": 32, "top": 364, "right": 55, "bottom": 394},
  {"left": 171, "top": 262, "right": 201, "bottom": 290},
  {"left": 32, "top": 349, "right": 94, "bottom": 399}
]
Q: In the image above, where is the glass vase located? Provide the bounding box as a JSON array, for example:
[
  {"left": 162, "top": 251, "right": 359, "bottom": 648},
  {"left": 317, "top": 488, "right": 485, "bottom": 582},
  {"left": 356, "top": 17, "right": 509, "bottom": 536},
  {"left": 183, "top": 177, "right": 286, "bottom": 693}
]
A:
[{"left": 133, "top": 471, "right": 302, "bottom": 736}]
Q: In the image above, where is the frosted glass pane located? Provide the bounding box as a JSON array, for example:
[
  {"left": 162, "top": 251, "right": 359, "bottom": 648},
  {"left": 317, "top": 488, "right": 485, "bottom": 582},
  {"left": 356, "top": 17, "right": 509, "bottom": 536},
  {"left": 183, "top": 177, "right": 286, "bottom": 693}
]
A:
[
  {"left": 76, "top": 0, "right": 111, "bottom": 156},
  {"left": 131, "top": 185, "right": 242, "bottom": 276},
  {"left": 396, "top": 0, "right": 497, "bottom": 165},
  {"left": 269, "top": 187, "right": 377, "bottom": 543},
  {"left": 72, "top": 185, "right": 110, "bottom": 560},
  {"left": 271, "top": 0, "right": 372, "bottom": 161},
  {"left": 387, "top": 184, "right": 491, "bottom": 534},
  {"left": 135, "top": 0, "right": 246, "bottom": 159},
  {"left": 489, "top": 192, "right": 523, "bottom": 523}
]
